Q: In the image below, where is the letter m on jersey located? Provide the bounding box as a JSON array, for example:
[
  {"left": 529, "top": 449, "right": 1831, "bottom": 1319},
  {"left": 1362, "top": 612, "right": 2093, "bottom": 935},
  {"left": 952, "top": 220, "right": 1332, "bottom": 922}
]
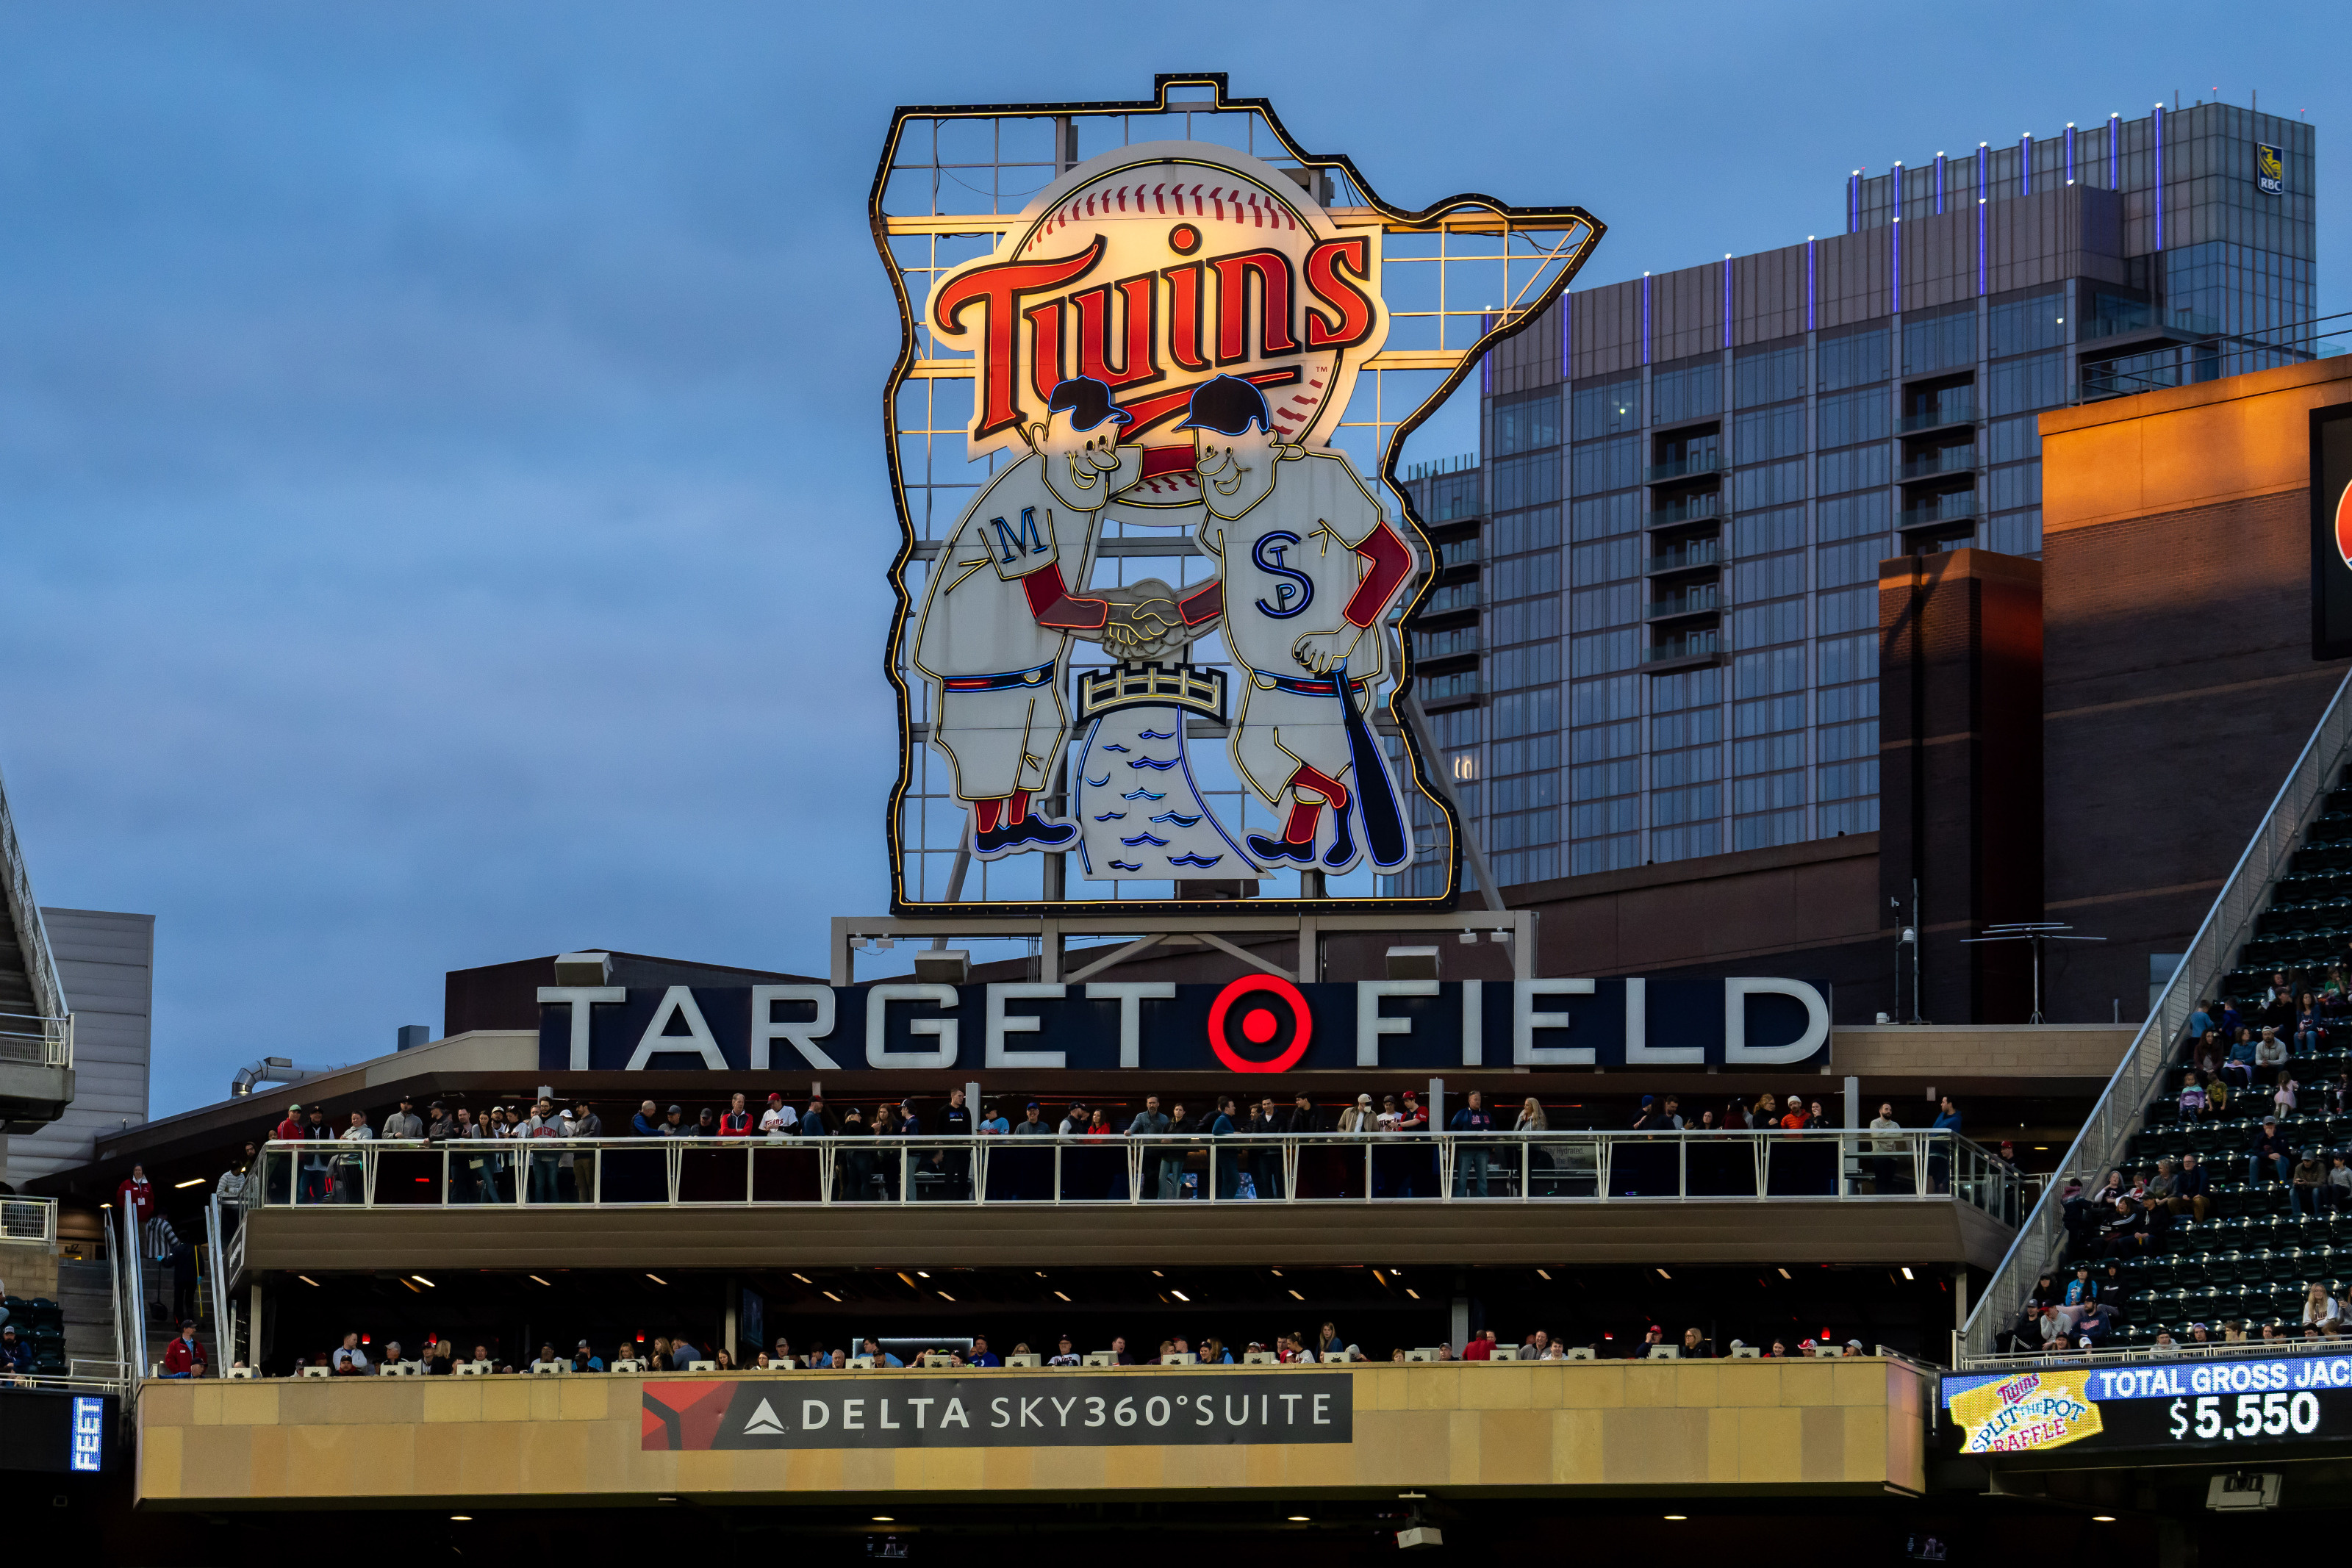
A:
[{"left": 989, "top": 507, "right": 1050, "bottom": 566}]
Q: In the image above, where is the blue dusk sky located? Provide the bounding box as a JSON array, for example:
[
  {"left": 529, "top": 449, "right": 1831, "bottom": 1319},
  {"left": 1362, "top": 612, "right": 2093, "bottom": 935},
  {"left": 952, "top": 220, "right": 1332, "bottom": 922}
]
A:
[{"left": 0, "top": 1, "right": 2341, "bottom": 1115}]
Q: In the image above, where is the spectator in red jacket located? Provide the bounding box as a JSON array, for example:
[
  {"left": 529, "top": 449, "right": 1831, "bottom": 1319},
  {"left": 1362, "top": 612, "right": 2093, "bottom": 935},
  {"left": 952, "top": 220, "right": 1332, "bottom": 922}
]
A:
[
  {"left": 159, "top": 1322, "right": 206, "bottom": 1378},
  {"left": 717, "top": 1093, "right": 753, "bottom": 1137},
  {"left": 1461, "top": 1330, "right": 1496, "bottom": 1361},
  {"left": 116, "top": 1165, "right": 155, "bottom": 1226}
]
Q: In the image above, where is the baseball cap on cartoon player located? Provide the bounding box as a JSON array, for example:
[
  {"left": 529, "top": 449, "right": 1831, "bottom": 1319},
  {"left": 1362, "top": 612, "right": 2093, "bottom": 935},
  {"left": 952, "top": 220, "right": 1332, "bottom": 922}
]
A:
[
  {"left": 1031, "top": 375, "right": 1142, "bottom": 510},
  {"left": 1180, "top": 375, "right": 1283, "bottom": 520}
]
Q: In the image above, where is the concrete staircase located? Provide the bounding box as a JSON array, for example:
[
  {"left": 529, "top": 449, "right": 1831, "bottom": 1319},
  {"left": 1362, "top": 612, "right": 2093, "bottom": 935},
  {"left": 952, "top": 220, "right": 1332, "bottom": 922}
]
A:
[
  {"left": 0, "top": 897, "right": 34, "bottom": 1021},
  {"left": 55, "top": 1257, "right": 116, "bottom": 1372}
]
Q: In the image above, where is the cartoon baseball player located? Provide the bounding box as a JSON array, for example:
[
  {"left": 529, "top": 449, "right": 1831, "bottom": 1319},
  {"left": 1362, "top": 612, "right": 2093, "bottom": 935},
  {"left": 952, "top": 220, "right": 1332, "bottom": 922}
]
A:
[
  {"left": 910, "top": 376, "right": 1143, "bottom": 860},
  {"left": 1177, "top": 375, "right": 1419, "bottom": 870}
]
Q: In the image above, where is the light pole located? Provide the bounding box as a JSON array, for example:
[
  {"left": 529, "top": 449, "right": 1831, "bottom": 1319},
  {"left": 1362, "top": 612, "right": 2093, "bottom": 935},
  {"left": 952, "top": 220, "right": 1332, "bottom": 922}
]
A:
[{"left": 1961, "top": 921, "right": 2107, "bottom": 1024}]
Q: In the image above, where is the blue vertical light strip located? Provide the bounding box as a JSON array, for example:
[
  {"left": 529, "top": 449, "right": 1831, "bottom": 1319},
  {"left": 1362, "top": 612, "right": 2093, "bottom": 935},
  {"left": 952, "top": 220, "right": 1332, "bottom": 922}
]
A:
[
  {"left": 2153, "top": 104, "right": 2165, "bottom": 251},
  {"left": 1892, "top": 160, "right": 1904, "bottom": 223},
  {"left": 1560, "top": 288, "right": 1571, "bottom": 378},
  {"left": 1722, "top": 256, "right": 1732, "bottom": 351},
  {"left": 2021, "top": 133, "right": 2032, "bottom": 195},
  {"left": 2065, "top": 123, "right": 2076, "bottom": 184},
  {"left": 2109, "top": 113, "right": 2120, "bottom": 190},
  {"left": 1806, "top": 237, "right": 1815, "bottom": 331},
  {"left": 1891, "top": 215, "right": 1901, "bottom": 315},
  {"left": 1849, "top": 172, "right": 1860, "bottom": 232},
  {"left": 1641, "top": 273, "right": 1651, "bottom": 366},
  {"left": 1935, "top": 152, "right": 1946, "bottom": 214}
]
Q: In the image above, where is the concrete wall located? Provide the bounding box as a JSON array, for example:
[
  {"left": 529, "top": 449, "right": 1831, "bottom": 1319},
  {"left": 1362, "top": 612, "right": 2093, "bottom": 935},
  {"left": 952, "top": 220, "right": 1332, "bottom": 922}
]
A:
[
  {"left": 4, "top": 909, "right": 152, "bottom": 1187},
  {"left": 2039, "top": 356, "right": 2352, "bottom": 1019},
  {"left": 136, "top": 1358, "right": 1931, "bottom": 1506}
]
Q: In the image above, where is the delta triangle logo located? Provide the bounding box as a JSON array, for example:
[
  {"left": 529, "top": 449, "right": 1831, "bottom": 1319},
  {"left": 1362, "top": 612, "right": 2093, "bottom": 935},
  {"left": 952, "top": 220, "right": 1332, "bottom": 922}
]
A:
[{"left": 740, "top": 1397, "right": 786, "bottom": 1438}]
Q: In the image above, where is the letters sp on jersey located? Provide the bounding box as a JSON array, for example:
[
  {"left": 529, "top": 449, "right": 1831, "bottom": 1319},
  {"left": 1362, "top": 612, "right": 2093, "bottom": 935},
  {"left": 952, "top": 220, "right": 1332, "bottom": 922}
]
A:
[{"left": 539, "top": 977, "right": 1833, "bottom": 1074}]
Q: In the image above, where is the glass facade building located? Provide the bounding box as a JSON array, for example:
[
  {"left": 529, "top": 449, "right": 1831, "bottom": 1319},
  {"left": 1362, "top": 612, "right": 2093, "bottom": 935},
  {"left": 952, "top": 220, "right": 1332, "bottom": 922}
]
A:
[{"left": 1391, "top": 104, "right": 2318, "bottom": 896}]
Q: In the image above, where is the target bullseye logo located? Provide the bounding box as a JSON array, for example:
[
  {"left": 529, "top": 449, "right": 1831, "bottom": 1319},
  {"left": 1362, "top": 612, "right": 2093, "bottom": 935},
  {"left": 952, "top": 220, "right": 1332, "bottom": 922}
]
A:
[
  {"left": 1207, "top": 975, "right": 1313, "bottom": 1073},
  {"left": 2337, "top": 479, "right": 2352, "bottom": 571}
]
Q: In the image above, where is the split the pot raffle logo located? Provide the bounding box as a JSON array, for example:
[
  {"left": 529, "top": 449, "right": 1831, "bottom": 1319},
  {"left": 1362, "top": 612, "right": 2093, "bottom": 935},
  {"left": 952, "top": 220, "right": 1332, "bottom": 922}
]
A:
[
  {"left": 1948, "top": 1370, "right": 2103, "bottom": 1454},
  {"left": 909, "top": 142, "right": 1420, "bottom": 885}
]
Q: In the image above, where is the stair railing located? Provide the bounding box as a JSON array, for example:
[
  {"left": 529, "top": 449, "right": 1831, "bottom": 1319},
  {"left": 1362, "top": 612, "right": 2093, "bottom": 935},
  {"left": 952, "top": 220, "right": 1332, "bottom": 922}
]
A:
[{"left": 1959, "top": 667, "right": 2352, "bottom": 1362}]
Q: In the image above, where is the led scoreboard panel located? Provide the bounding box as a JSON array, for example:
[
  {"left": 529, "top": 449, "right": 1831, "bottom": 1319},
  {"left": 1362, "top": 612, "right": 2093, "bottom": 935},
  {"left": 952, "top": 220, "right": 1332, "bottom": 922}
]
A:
[{"left": 1943, "top": 1355, "right": 2352, "bottom": 1458}]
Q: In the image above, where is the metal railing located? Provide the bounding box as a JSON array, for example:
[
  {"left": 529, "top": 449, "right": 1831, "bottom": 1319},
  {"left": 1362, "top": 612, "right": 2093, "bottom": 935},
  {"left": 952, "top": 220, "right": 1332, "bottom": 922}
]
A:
[
  {"left": 0, "top": 759, "right": 71, "bottom": 1068},
  {"left": 1898, "top": 399, "right": 1974, "bottom": 434},
  {"left": 115, "top": 1206, "right": 146, "bottom": 1398},
  {"left": 1899, "top": 492, "right": 1977, "bottom": 528},
  {"left": 1961, "top": 667, "right": 2352, "bottom": 1361},
  {"left": 1646, "top": 586, "right": 1720, "bottom": 620},
  {"left": 1643, "top": 453, "right": 1721, "bottom": 483},
  {"left": 1644, "top": 541, "right": 1722, "bottom": 575},
  {"left": 249, "top": 1129, "right": 2018, "bottom": 1220},
  {"left": 1960, "top": 1334, "right": 2328, "bottom": 1375},
  {"left": 1901, "top": 446, "right": 1976, "bottom": 481},
  {"left": 205, "top": 1194, "right": 240, "bottom": 1374},
  {"left": 1645, "top": 629, "right": 1722, "bottom": 663},
  {"left": 1, "top": 1195, "right": 57, "bottom": 1245}
]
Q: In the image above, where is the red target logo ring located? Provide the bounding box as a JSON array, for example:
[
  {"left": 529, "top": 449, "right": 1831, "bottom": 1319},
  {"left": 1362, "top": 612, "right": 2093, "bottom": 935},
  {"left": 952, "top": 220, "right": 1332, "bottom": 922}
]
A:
[{"left": 1207, "top": 975, "right": 1313, "bottom": 1073}]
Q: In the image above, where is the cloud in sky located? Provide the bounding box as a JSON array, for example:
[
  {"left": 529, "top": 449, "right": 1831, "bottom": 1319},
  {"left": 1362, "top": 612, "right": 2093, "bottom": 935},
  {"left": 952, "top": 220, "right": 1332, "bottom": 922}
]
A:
[{"left": 0, "top": 1, "right": 2337, "bottom": 1114}]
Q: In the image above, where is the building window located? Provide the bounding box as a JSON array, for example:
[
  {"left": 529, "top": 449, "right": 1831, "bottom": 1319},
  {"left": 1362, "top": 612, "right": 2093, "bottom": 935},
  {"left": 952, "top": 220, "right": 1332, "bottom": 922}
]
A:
[
  {"left": 1491, "top": 505, "right": 1563, "bottom": 556},
  {"left": 1817, "top": 442, "right": 1890, "bottom": 496},
  {"left": 1571, "top": 835, "right": 1641, "bottom": 875},
  {"left": 1493, "top": 386, "right": 1562, "bottom": 456},
  {"left": 1819, "top": 799, "right": 1880, "bottom": 836},
  {"left": 1817, "top": 385, "right": 1892, "bottom": 447},
  {"left": 1571, "top": 675, "right": 1641, "bottom": 727},
  {"left": 1818, "top": 681, "right": 1878, "bottom": 724},
  {"left": 1649, "top": 707, "right": 1721, "bottom": 750},
  {"left": 1569, "top": 629, "right": 1638, "bottom": 677},
  {"left": 1734, "top": 645, "right": 1806, "bottom": 700},
  {"left": 1733, "top": 809, "right": 1807, "bottom": 852},
  {"left": 1729, "top": 598, "right": 1804, "bottom": 650},
  {"left": 1734, "top": 693, "right": 1807, "bottom": 737},
  {"left": 1818, "top": 325, "right": 1890, "bottom": 391},
  {"left": 1650, "top": 823, "right": 1719, "bottom": 863},
  {"left": 1989, "top": 350, "right": 2065, "bottom": 416},
  {"left": 1732, "top": 733, "right": 1807, "bottom": 776},
  {"left": 1818, "top": 492, "right": 1892, "bottom": 542},
  {"left": 1732, "top": 458, "right": 1807, "bottom": 511},
  {"left": 1570, "top": 491, "right": 1642, "bottom": 542},
  {"left": 1571, "top": 375, "right": 1641, "bottom": 439},
  {"left": 1818, "top": 585, "right": 1876, "bottom": 635},
  {"left": 1734, "top": 338, "right": 1805, "bottom": 408},
  {"left": 1491, "top": 451, "right": 1563, "bottom": 511},
  {"left": 1903, "top": 304, "right": 1976, "bottom": 375},
  {"left": 1652, "top": 356, "right": 1724, "bottom": 425},
  {"left": 1986, "top": 508, "right": 2043, "bottom": 555},
  {"left": 1734, "top": 404, "right": 1806, "bottom": 466},
  {"left": 1570, "top": 436, "right": 1639, "bottom": 493},
  {"left": 1987, "top": 289, "right": 2066, "bottom": 356}
]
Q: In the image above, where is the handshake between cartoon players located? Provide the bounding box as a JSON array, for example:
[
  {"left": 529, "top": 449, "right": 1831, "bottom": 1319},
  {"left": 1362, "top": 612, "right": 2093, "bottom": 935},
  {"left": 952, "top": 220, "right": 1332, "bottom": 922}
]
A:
[{"left": 910, "top": 371, "right": 1416, "bottom": 871}]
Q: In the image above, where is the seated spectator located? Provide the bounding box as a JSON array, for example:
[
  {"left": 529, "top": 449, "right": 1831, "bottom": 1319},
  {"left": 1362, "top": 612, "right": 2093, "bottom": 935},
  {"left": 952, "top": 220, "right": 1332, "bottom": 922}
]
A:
[
  {"left": 1632, "top": 1326, "right": 1666, "bottom": 1359},
  {"left": 331, "top": 1333, "right": 370, "bottom": 1375},
  {"left": 381, "top": 1340, "right": 406, "bottom": 1370},
  {"left": 859, "top": 1337, "right": 903, "bottom": 1368},
  {"left": 1461, "top": 1331, "right": 1496, "bottom": 1361},
  {"left": 2150, "top": 1329, "right": 2181, "bottom": 1355},
  {"left": 159, "top": 1322, "right": 206, "bottom": 1379},
  {"left": 535, "top": 1342, "right": 562, "bottom": 1368},
  {"left": 967, "top": 1335, "right": 1002, "bottom": 1367},
  {"left": 2304, "top": 1282, "right": 2342, "bottom": 1331},
  {"left": 1047, "top": 1336, "right": 1080, "bottom": 1367},
  {"left": 2223, "top": 1322, "right": 2251, "bottom": 1345},
  {"left": 2063, "top": 1265, "right": 2098, "bottom": 1309},
  {"left": 1198, "top": 1336, "right": 1233, "bottom": 1365},
  {"left": 1108, "top": 1336, "right": 1134, "bottom": 1365},
  {"left": 2292, "top": 1149, "right": 2332, "bottom": 1217},
  {"left": 2248, "top": 1118, "right": 2292, "bottom": 1185},
  {"left": 0, "top": 1323, "right": 32, "bottom": 1378},
  {"left": 2255, "top": 1026, "right": 2291, "bottom": 1085},
  {"left": 2296, "top": 993, "right": 2326, "bottom": 1055},
  {"left": 2224, "top": 1028, "right": 2259, "bottom": 1088},
  {"left": 471, "top": 1344, "right": 492, "bottom": 1367},
  {"left": 2276, "top": 1076, "right": 2301, "bottom": 1118},
  {"left": 573, "top": 1340, "right": 605, "bottom": 1373},
  {"left": 2145, "top": 1159, "right": 2180, "bottom": 1212},
  {"left": 714, "top": 1351, "right": 735, "bottom": 1371},
  {"left": 1680, "top": 1327, "right": 1713, "bottom": 1358},
  {"left": 2095, "top": 1195, "right": 2151, "bottom": 1256},
  {"left": 2170, "top": 1152, "right": 2212, "bottom": 1220},
  {"left": 2177, "top": 1073, "right": 2209, "bottom": 1121}
]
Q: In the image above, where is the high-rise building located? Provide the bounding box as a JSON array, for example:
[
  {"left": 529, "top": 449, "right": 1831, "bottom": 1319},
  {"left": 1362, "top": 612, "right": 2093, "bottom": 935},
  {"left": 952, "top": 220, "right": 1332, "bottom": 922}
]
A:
[{"left": 1394, "top": 103, "right": 2317, "bottom": 895}]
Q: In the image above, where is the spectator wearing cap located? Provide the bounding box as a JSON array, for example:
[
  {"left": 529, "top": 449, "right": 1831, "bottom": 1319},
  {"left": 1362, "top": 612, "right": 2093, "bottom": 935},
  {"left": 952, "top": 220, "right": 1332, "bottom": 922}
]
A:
[
  {"left": 799, "top": 1096, "right": 833, "bottom": 1137},
  {"left": 1630, "top": 1326, "right": 1665, "bottom": 1359},
  {"left": 1047, "top": 1336, "right": 1080, "bottom": 1367},
  {"left": 381, "top": 1096, "right": 425, "bottom": 1141},
  {"left": 159, "top": 1321, "right": 206, "bottom": 1378},
  {"left": 0, "top": 1323, "right": 32, "bottom": 1378},
  {"left": 331, "top": 1333, "right": 370, "bottom": 1375},
  {"left": 967, "top": 1334, "right": 1002, "bottom": 1368},
  {"left": 573, "top": 1340, "right": 605, "bottom": 1373},
  {"left": 759, "top": 1093, "right": 798, "bottom": 1137},
  {"left": 2292, "top": 1147, "right": 2331, "bottom": 1217},
  {"left": 267, "top": 1104, "right": 304, "bottom": 1202},
  {"left": 2247, "top": 1117, "right": 2292, "bottom": 1185},
  {"left": 659, "top": 1104, "right": 690, "bottom": 1137}
]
